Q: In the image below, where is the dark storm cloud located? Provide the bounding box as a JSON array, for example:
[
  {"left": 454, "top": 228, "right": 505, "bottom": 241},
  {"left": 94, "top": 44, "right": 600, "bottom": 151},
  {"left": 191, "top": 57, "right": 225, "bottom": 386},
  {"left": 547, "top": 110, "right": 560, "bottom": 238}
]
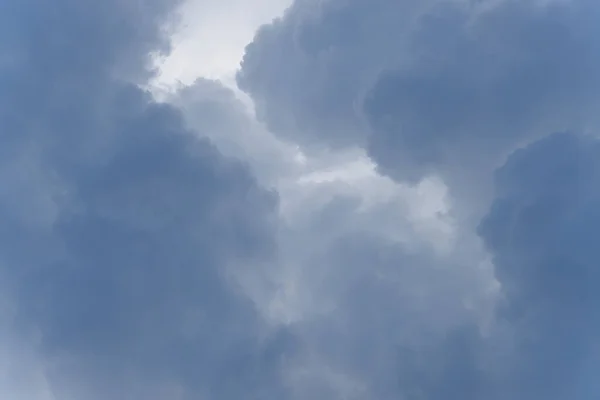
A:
[
  {"left": 6, "top": 0, "right": 600, "bottom": 398},
  {"left": 290, "top": 132, "right": 600, "bottom": 400},
  {"left": 0, "top": 0, "right": 293, "bottom": 398},
  {"left": 365, "top": 0, "right": 600, "bottom": 184},
  {"left": 479, "top": 132, "right": 600, "bottom": 400},
  {"left": 239, "top": 0, "right": 600, "bottom": 185},
  {"left": 237, "top": 0, "right": 436, "bottom": 149},
  {"left": 237, "top": 0, "right": 600, "bottom": 399}
]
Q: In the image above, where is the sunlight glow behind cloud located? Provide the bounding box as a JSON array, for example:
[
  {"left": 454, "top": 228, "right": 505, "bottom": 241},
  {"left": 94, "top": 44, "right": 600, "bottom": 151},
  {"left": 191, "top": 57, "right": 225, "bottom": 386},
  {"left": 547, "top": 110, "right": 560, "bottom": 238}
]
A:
[{"left": 153, "top": 0, "right": 293, "bottom": 89}]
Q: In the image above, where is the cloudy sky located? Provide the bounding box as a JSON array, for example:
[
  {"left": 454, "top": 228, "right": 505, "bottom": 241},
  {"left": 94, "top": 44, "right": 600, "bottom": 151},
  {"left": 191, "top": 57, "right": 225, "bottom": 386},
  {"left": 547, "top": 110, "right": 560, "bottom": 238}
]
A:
[{"left": 1, "top": 0, "right": 600, "bottom": 399}]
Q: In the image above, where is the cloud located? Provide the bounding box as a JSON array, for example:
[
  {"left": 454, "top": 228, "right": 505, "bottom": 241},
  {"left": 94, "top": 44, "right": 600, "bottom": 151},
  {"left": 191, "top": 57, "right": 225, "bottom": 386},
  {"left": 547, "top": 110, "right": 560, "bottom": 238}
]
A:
[
  {"left": 365, "top": 0, "right": 600, "bottom": 185},
  {"left": 171, "top": 78, "right": 302, "bottom": 185},
  {"left": 244, "top": 172, "right": 495, "bottom": 399},
  {"left": 153, "top": 0, "right": 293, "bottom": 87},
  {"left": 6, "top": 0, "right": 600, "bottom": 398},
  {"left": 0, "top": 0, "right": 293, "bottom": 398},
  {"left": 175, "top": 76, "right": 501, "bottom": 400},
  {"left": 169, "top": 4, "right": 496, "bottom": 396},
  {"left": 479, "top": 132, "right": 600, "bottom": 399},
  {"left": 235, "top": 0, "right": 600, "bottom": 398},
  {"left": 275, "top": 232, "right": 493, "bottom": 399},
  {"left": 274, "top": 130, "right": 600, "bottom": 400},
  {"left": 237, "top": 0, "right": 435, "bottom": 149},
  {"left": 238, "top": 0, "right": 600, "bottom": 199}
]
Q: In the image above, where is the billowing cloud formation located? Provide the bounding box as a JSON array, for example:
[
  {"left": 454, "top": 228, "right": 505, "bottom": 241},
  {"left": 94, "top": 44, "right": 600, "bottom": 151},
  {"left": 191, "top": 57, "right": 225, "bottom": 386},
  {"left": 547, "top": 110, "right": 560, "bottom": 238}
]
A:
[
  {"left": 5, "top": 0, "right": 600, "bottom": 398},
  {"left": 239, "top": 0, "right": 600, "bottom": 189},
  {"left": 236, "top": 0, "right": 600, "bottom": 398},
  {"left": 0, "top": 0, "right": 291, "bottom": 398},
  {"left": 365, "top": 0, "right": 600, "bottom": 186},
  {"left": 238, "top": 0, "right": 431, "bottom": 149},
  {"left": 479, "top": 132, "right": 600, "bottom": 399},
  {"left": 176, "top": 79, "right": 498, "bottom": 399},
  {"left": 172, "top": 78, "right": 302, "bottom": 185},
  {"left": 274, "top": 130, "right": 600, "bottom": 400},
  {"left": 275, "top": 231, "right": 492, "bottom": 400}
]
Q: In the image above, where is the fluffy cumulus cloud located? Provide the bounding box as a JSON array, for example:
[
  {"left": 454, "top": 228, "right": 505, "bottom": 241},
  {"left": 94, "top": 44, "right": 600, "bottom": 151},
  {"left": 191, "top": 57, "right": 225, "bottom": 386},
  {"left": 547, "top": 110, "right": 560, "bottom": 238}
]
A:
[
  {"left": 479, "top": 132, "right": 600, "bottom": 399},
  {"left": 239, "top": 0, "right": 600, "bottom": 196},
  {"left": 364, "top": 0, "right": 600, "bottom": 188},
  {"left": 175, "top": 78, "right": 497, "bottom": 398},
  {"left": 235, "top": 0, "right": 600, "bottom": 398},
  {"left": 0, "top": 0, "right": 291, "bottom": 399},
  {"left": 4, "top": 0, "right": 600, "bottom": 399},
  {"left": 171, "top": 78, "right": 303, "bottom": 185},
  {"left": 237, "top": 0, "right": 435, "bottom": 149}
]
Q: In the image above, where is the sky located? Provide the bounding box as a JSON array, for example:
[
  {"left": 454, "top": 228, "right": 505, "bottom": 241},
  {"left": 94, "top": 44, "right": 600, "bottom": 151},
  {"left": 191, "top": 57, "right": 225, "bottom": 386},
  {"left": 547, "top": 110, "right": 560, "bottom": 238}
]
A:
[{"left": 1, "top": 0, "right": 600, "bottom": 399}]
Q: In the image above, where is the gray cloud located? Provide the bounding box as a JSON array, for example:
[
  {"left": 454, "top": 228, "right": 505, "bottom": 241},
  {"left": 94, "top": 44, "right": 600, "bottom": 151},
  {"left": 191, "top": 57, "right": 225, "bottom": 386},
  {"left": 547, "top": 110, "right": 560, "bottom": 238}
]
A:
[
  {"left": 284, "top": 234, "right": 490, "bottom": 399},
  {"left": 245, "top": 181, "right": 497, "bottom": 399},
  {"left": 237, "top": 0, "right": 437, "bottom": 149},
  {"left": 479, "top": 132, "right": 600, "bottom": 399},
  {"left": 6, "top": 0, "right": 600, "bottom": 398},
  {"left": 239, "top": 0, "right": 600, "bottom": 197},
  {"left": 0, "top": 0, "right": 293, "bottom": 398},
  {"left": 172, "top": 78, "right": 302, "bottom": 185},
  {"left": 365, "top": 0, "right": 600, "bottom": 185},
  {"left": 174, "top": 78, "right": 499, "bottom": 398},
  {"left": 236, "top": 0, "right": 600, "bottom": 398},
  {"left": 282, "top": 130, "right": 600, "bottom": 400}
]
